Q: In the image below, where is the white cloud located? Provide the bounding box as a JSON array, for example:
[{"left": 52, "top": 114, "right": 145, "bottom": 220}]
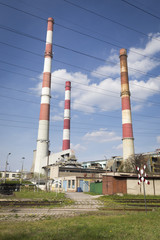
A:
[
  {"left": 92, "top": 63, "right": 119, "bottom": 79},
  {"left": 83, "top": 128, "right": 121, "bottom": 143},
  {"left": 70, "top": 143, "right": 86, "bottom": 152},
  {"left": 92, "top": 33, "right": 160, "bottom": 80},
  {"left": 51, "top": 115, "right": 63, "bottom": 122},
  {"left": 113, "top": 143, "right": 123, "bottom": 150},
  {"left": 31, "top": 33, "right": 160, "bottom": 115}
]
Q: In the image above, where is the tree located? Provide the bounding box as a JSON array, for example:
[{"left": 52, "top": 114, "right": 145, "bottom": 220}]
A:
[{"left": 118, "top": 154, "right": 150, "bottom": 173}]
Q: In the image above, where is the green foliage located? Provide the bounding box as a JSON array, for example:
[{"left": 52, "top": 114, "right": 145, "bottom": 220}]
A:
[
  {"left": 84, "top": 192, "right": 101, "bottom": 196},
  {"left": 118, "top": 154, "right": 150, "bottom": 173},
  {"left": 0, "top": 212, "right": 160, "bottom": 239},
  {"left": 13, "top": 189, "right": 66, "bottom": 200},
  {"left": 99, "top": 194, "right": 160, "bottom": 201},
  {"left": 0, "top": 180, "right": 32, "bottom": 185},
  {"left": 0, "top": 189, "right": 74, "bottom": 206}
]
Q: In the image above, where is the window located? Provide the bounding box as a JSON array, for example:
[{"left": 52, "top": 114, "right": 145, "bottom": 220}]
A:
[
  {"left": 68, "top": 180, "right": 71, "bottom": 188},
  {"left": 12, "top": 174, "right": 15, "bottom": 177},
  {"left": 72, "top": 180, "right": 75, "bottom": 189},
  {"left": 6, "top": 174, "right": 9, "bottom": 177}
]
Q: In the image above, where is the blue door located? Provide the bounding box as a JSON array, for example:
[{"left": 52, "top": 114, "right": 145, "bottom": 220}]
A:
[
  {"left": 79, "top": 180, "right": 83, "bottom": 192},
  {"left": 79, "top": 180, "right": 89, "bottom": 192},
  {"left": 63, "top": 180, "right": 67, "bottom": 191},
  {"left": 83, "top": 181, "right": 89, "bottom": 192}
]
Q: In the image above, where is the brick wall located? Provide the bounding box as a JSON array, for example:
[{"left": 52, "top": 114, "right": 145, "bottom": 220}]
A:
[{"left": 103, "top": 175, "right": 127, "bottom": 195}]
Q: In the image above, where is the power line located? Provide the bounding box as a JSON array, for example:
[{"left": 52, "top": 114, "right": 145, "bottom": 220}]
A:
[
  {"left": 0, "top": 121, "right": 158, "bottom": 136},
  {"left": 0, "top": 59, "right": 40, "bottom": 74},
  {"left": 1, "top": 93, "right": 159, "bottom": 124},
  {"left": 3, "top": 0, "right": 160, "bottom": 63},
  {"left": 63, "top": 0, "right": 160, "bottom": 43},
  {"left": 0, "top": 39, "right": 160, "bottom": 95},
  {"left": 1, "top": 40, "right": 160, "bottom": 96},
  {"left": 0, "top": 112, "right": 158, "bottom": 133},
  {"left": 0, "top": 117, "right": 160, "bottom": 133},
  {"left": 1, "top": 23, "right": 160, "bottom": 80},
  {"left": 0, "top": 41, "right": 43, "bottom": 57},
  {"left": 55, "top": 22, "right": 160, "bottom": 62},
  {"left": 18, "top": 0, "right": 160, "bottom": 59},
  {"left": 0, "top": 1, "right": 46, "bottom": 21},
  {"left": 121, "top": 0, "right": 160, "bottom": 21},
  {"left": 1, "top": 63, "right": 160, "bottom": 109}
]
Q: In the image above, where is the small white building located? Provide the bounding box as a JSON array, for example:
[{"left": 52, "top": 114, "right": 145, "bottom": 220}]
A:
[{"left": 0, "top": 171, "right": 20, "bottom": 181}]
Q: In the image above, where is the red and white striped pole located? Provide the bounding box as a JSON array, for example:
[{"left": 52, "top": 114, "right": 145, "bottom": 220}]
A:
[
  {"left": 120, "top": 48, "right": 134, "bottom": 160},
  {"left": 34, "top": 17, "right": 54, "bottom": 174},
  {"left": 62, "top": 81, "right": 71, "bottom": 151}
]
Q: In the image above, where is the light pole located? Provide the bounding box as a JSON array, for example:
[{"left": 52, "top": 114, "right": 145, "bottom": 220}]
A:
[
  {"left": 20, "top": 157, "right": 25, "bottom": 184},
  {"left": 4, "top": 153, "right": 11, "bottom": 183}
]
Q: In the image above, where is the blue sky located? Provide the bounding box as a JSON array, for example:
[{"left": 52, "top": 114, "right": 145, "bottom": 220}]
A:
[{"left": 0, "top": 0, "right": 160, "bottom": 171}]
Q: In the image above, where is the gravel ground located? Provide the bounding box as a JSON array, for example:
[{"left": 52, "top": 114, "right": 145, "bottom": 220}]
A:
[{"left": 0, "top": 193, "right": 104, "bottom": 221}]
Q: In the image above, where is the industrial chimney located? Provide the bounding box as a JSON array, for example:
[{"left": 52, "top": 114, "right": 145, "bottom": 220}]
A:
[
  {"left": 34, "top": 18, "right": 54, "bottom": 174},
  {"left": 62, "top": 81, "right": 71, "bottom": 151},
  {"left": 119, "top": 48, "right": 134, "bottom": 160}
]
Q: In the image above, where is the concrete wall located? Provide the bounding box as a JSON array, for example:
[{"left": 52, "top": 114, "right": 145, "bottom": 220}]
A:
[
  {"left": 51, "top": 176, "right": 77, "bottom": 193},
  {"left": 127, "top": 178, "right": 160, "bottom": 195},
  {"left": 48, "top": 149, "right": 73, "bottom": 165},
  {"left": 102, "top": 173, "right": 160, "bottom": 195},
  {"left": 50, "top": 166, "right": 59, "bottom": 178},
  {"left": 59, "top": 171, "right": 102, "bottom": 178}
]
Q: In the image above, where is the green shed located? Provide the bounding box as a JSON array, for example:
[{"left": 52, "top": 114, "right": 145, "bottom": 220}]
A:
[{"left": 90, "top": 182, "right": 102, "bottom": 194}]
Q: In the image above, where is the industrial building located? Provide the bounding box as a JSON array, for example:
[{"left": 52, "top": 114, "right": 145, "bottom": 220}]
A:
[
  {"left": 30, "top": 17, "right": 160, "bottom": 196},
  {"left": 31, "top": 13, "right": 136, "bottom": 179},
  {"left": 82, "top": 156, "right": 122, "bottom": 171},
  {"left": 102, "top": 172, "right": 160, "bottom": 196}
]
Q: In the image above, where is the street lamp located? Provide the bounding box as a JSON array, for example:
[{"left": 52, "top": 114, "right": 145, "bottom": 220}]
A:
[
  {"left": 20, "top": 157, "right": 25, "bottom": 184},
  {"left": 4, "top": 153, "right": 11, "bottom": 183}
]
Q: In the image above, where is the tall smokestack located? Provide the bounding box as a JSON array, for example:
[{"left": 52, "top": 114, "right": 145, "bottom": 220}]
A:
[
  {"left": 119, "top": 48, "right": 134, "bottom": 160},
  {"left": 34, "top": 17, "right": 54, "bottom": 174},
  {"left": 62, "top": 81, "right": 71, "bottom": 151}
]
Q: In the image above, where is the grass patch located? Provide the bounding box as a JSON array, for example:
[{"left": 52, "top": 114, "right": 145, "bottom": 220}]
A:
[
  {"left": 84, "top": 192, "right": 101, "bottom": 196},
  {"left": 99, "top": 194, "right": 160, "bottom": 201},
  {"left": 0, "top": 211, "right": 160, "bottom": 240},
  {"left": 0, "top": 189, "right": 74, "bottom": 207},
  {"left": 13, "top": 190, "right": 65, "bottom": 200},
  {"left": 98, "top": 194, "right": 160, "bottom": 210}
]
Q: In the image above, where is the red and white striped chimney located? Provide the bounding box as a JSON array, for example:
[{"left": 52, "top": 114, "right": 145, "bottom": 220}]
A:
[
  {"left": 34, "top": 17, "right": 54, "bottom": 174},
  {"left": 62, "top": 81, "right": 71, "bottom": 151},
  {"left": 120, "top": 48, "right": 134, "bottom": 160}
]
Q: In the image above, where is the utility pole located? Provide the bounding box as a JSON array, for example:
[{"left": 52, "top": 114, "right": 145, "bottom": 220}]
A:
[
  {"left": 20, "top": 157, "right": 25, "bottom": 184},
  {"left": 4, "top": 153, "right": 11, "bottom": 183}
]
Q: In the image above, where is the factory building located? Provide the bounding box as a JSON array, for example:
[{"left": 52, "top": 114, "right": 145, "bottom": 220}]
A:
[
  {"left": 82, "top": 157, "right": 122, "bottom": 171},
  {"left": 31, "top": 16, "right": 160, "bottom": 194}
]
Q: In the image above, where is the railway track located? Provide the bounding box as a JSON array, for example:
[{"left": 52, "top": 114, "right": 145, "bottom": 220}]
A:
[
  {"left": 0, "top": 200, "right": 63, "bottom": 207},
  {"left": 115, "top": 199, "right": 160, "bottom": 203}
]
